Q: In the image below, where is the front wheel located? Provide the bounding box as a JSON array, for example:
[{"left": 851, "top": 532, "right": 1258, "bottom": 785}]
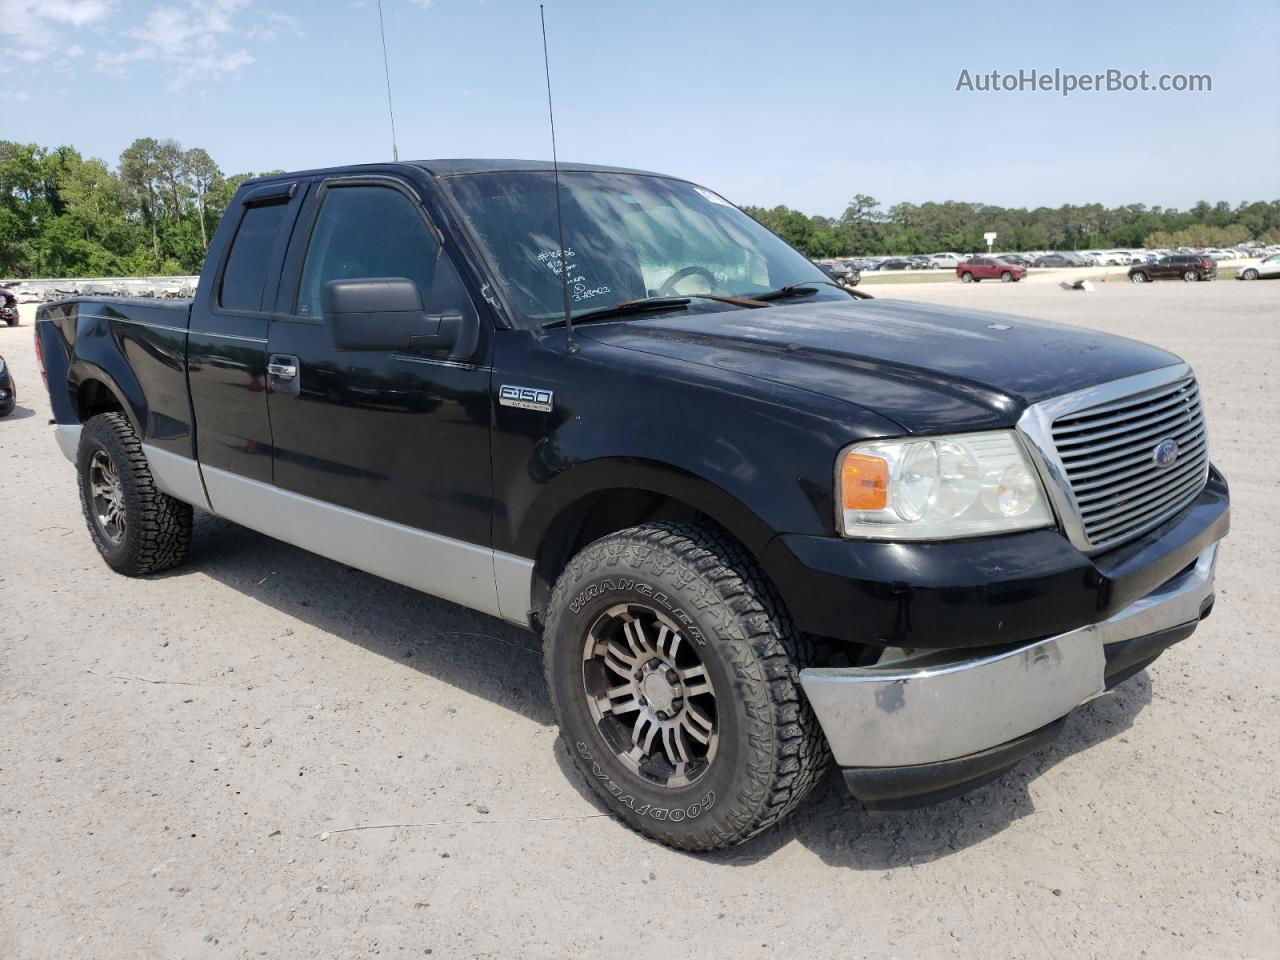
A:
[
  {"left": 543, "top": 522, "right": 830, "bottom": 851},
  {"left": 1131, "top": 272, "right": 1148, "bottom": 283},
  {"left": 1241, "top": 268, "right": 1258, "bottom": 280},
  {"left": 960, "top": 272, "right": 975, "bottom": 283},
  {"left": 77, "top": 412, "right": 193, "bottom": 575},
  {"left": 1183, "top": 270, "right": 1198, "bottom": 282},
  {"left": 1000, "top": 271, "right": 1012, "bottom": 282}
]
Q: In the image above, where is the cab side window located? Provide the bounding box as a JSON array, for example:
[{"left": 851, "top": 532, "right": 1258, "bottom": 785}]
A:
[{"left": 297, "top": 185, "right": 440, "bottom": 319}]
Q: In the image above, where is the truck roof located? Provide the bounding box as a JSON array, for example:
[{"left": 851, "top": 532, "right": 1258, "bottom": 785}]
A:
[{"left": 245, "top": 158, "right": 679, "bottom": 187}]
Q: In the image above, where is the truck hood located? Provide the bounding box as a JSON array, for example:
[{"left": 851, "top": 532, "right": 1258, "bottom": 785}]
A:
[{"left": 577, "top": 297, "right": 1182, "bottom": 434}]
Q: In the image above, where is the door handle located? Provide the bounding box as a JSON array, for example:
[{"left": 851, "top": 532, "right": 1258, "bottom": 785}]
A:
[{"left": 268, "top": 354, "right": 301, "bottom": 396}]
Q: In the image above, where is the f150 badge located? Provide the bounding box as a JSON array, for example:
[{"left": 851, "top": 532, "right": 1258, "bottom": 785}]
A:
[{"left": 499, "top": 384, "right": 554, "bottom": 413}]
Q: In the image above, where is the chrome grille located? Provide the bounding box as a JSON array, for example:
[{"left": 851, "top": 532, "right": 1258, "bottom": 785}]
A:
[{"left": 1049, "top": 374, "right": 1208, "bottom": 550}]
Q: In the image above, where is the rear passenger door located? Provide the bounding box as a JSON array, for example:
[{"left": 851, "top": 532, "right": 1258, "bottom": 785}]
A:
[{"left": 188, "top": 180, "right": 304, "bottom": 495}]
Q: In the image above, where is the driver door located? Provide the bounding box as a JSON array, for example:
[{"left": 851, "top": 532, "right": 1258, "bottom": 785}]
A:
[{"left": 263, "top": 176, "right": 498, "bottom": 614}]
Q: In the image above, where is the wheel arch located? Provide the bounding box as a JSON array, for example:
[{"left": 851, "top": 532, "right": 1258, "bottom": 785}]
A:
[
  {"left": 67, "top": 360, "right": 146, "bottom": 437},
  {"left": 522, "top": 458, "right": 781, "bottom": 628}
]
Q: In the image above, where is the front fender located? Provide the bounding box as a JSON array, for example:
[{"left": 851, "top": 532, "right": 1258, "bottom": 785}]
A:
[
  {"left": 512, "top": 455, "right": 777, "bottom": 561},
  {"left": 491, "top": 328, "right": 906, "bottom": 561}
]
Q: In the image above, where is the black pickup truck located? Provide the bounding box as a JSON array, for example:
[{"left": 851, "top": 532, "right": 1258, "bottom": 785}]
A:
[{"left": 36, "top": 160, "right": 1229, "bottom": 850}]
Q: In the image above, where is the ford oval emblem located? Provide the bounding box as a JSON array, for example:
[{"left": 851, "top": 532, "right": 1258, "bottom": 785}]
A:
[{"left": 1152, "top": 438, "right": 1180, "bottom": 469}]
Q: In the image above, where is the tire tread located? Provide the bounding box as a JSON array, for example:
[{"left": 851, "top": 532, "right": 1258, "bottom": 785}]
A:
[{"left": 79, "top": 412, "right": 192, "bottom": 575}]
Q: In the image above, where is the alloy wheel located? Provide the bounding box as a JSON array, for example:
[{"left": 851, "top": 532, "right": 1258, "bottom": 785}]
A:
[
  {"left": 581, "top": 603, "right": 719, "bottom": 789},
  {"left": 88, "top": 450, "right": 126, "bottom": 543}
]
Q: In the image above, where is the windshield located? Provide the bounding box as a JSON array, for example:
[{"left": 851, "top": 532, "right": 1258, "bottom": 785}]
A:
[{"left": 440, "top": 170, "right": 836, "bottom": 326}]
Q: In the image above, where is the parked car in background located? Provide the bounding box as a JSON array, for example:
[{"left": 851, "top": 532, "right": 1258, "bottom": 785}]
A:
[
  {"left": 998, "top": 254, "right": 1033, "bottom": 269},
  {"left": 834, "top": 260, "right": 862, "bottom": 287},
  {"left": 957, "top": 257, "right": 1026, "bottom": 282},
  {"left": 878, "top": 258, "right": 914, "bottom": 270},
  {"left": 1236, "top": 254, "right": 1280, "bottom": 280},
  {"left": 927, "top": 253, "right": 962, "bottom": 269},
  {"left": 1, "top": 288, "right": 18, "bottom": 326},
  {"left": 1033, "top": 253, "right": 1076, "bottom": 268},
  {"left": 814, "top": 260, "right": 861, "bottom": 288},
  {"left": 0, "top": 355, "right": 15, "bottom": 417},
  {"left": 1129, "top": 254, "right": 1217, "bottom": 283}
]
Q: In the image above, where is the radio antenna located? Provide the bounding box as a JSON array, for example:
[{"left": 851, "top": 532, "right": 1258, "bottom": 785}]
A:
[
  {"left": 377, "top": 0, "right": 400, "bottom": 161},
  {"left": 540, "top": 4, "right": 575, "bottom": 348}
]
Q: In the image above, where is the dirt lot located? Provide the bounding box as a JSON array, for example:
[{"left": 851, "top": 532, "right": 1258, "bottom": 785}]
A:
[{"left": 2, "top": 279, "right": 1277, "bottom": 959}]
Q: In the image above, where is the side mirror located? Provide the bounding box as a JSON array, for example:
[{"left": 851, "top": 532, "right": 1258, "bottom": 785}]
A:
[{"left": 322, "top": 277, "right": 469, "bottom": 355}]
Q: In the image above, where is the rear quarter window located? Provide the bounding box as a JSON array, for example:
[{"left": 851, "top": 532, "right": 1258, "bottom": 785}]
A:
[{"left": 219, "top": 201, "right": 289, "bottom": 311}]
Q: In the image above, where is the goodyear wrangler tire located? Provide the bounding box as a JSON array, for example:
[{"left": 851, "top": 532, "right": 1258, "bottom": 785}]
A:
[
  {"left": 543, "top": 521, "right": 830, "bottom": 850},
  {"left": 77, "top": 412, "right": 192, "bottom": 576}
]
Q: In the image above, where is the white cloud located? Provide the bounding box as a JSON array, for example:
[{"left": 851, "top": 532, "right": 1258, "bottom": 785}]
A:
[
  {"left": 248, "top": 10, "right": 302, "bottom": 42},
  {"left": 0, "top": 0, "right": 116, "bottom": 61},
  {"left": 3, "top": 0, "right": 287, "bottom": 89},
  {"left": 96, "top": 0, "right": 272, "bottom": 89}
]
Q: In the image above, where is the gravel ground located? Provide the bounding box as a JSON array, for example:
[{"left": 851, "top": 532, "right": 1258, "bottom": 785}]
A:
[{"left": 2, "top": 280, "right": 1277, "bottom": 959}]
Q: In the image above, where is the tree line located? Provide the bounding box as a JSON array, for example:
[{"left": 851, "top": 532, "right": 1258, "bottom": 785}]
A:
[
  {"left": 3, "top": 138, "right": 1278, "bottom": 277},
  {"left": 742, "top": 195, "right": 1280, "bottom": 258},
  {"left": 0, "top": 139, "right": 283, "bottom": 278}
]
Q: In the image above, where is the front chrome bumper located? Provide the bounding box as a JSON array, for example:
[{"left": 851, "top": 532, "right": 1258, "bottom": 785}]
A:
[{"left": 800, "top": 542, "right": 1219, "bottom": 770}]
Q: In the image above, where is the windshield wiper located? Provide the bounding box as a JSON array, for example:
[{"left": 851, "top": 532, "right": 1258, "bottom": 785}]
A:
[
  {"left": 746, "top": 280, "right": 844, "bottom": 302},
  {"left": 542, "top": 296, "right": 691, "bottom": 328}
]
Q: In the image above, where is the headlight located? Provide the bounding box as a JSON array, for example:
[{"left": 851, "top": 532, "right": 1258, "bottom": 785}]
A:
[{"left": 836, "top": 430, "right": 1054, "bottom": 539}]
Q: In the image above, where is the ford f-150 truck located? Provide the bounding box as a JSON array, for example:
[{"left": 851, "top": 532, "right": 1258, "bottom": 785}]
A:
[{"left": 35, "top": 160, "right": 1229, "bottom": 851}]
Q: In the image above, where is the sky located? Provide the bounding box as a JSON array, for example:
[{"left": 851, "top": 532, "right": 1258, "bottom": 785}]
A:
[{"left": 2, "top": 0, "right": 1278, "bottom": 216}]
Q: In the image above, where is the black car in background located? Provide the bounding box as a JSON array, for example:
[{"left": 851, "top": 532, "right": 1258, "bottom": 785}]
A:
[
  {"left": 833, "top": 259, "right": 862, "bottom": 287},
  {"left": 1129, "top": 254, "right": 1217, "bottom": 283},
  {"left": 878, "top": 257, "right": 915, "bottom": 270},
  {"left": 0, "top": 355, "right": 15, "bottom": 417},
  {"left": 1, "top": 287, "right": 19, "bottom": 326},
  {"left": 1033, "top": 253, "right": 1076, "bottom": 268},
  {"left": 814, "top": 260, "right": 863, "bottom": 289}
]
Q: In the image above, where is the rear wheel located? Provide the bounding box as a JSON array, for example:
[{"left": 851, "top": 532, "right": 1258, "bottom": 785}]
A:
[
  {"left": 543, "top": 521, "right": 829, "bottom": 851},
  {"left": 77, "top": 412, "right": 192, "bottom": 575},
  {"left": 960, "top": 272, "right": 975, "bottom": 283},
  {"left": 1183, "top": 270, "right": 1198, "bottom": 282}
]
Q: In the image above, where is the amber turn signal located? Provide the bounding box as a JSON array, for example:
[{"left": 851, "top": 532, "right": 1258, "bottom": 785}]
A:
[{"left": 841, "top": 453, "right": 888, "bottom": 510}]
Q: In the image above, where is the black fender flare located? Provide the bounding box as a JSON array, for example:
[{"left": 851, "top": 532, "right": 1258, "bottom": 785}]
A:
[{"left": 514, "top": 455, "right": 780, "bottom": 564}]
